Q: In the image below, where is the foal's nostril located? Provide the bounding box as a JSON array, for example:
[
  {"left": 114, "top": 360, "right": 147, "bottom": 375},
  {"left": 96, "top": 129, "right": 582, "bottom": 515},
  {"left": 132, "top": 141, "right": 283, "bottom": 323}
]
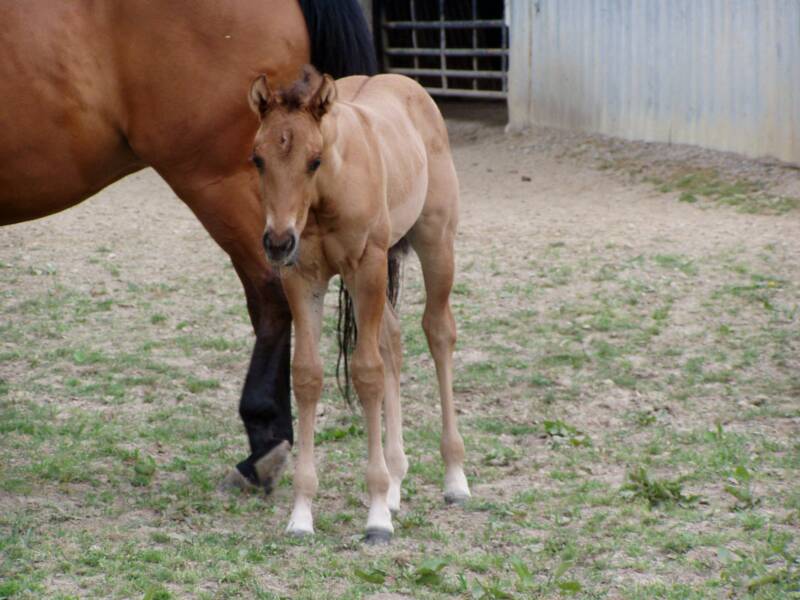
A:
[
  {"left": 263, "top": 229, "right": 298, "bottom": 262},
  {"left": 283, "top": 234, "right": 296, "bottom": 255}
]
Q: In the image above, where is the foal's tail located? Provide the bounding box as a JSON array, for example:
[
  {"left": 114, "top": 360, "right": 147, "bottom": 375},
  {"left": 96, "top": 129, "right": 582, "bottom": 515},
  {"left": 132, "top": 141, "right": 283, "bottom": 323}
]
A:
[
  {"left": 337, "top": 239, "right": 410, "bottom": 403},
  {"left": 298, "top": 0, "right": 377, "bottom": 78}
]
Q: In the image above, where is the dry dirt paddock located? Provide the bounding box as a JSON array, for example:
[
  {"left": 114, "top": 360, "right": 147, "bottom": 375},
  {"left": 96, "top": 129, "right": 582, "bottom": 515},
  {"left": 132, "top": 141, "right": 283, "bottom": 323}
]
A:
[{"left": 1, "top": 103, "right": 799, "bottom": 599}]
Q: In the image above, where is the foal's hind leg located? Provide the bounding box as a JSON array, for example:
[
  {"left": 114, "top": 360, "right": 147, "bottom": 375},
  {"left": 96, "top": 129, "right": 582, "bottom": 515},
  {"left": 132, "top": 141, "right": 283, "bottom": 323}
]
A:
[
  {"left": 409, "top": 218, "right": 471, "bottom": 504},
  {"left": 380, "top": 303, "right": 408, "bottom": 513}
]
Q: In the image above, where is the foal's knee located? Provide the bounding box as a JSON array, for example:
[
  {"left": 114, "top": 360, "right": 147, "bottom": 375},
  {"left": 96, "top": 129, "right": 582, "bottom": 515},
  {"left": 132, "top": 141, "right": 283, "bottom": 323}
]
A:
[
  {"left": 351, "top": 354, "right": 385, "bottom": 403},
  {"left": 292, "top": 361, "right": 323, "bottom": 401}
]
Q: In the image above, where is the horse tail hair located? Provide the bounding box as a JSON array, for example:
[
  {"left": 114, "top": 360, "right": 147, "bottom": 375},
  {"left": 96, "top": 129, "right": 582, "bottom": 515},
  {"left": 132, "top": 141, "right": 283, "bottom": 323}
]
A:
[
  {"left": 298, "top": 0, "right": 378, "bottom": 78},
  {"left": 337, "top": 238, "right": 410, "bottom": 404}
]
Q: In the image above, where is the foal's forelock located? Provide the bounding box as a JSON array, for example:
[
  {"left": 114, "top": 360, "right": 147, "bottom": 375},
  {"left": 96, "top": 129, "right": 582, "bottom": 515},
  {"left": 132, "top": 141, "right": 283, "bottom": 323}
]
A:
[
  {"left": 279, "top": 81, "right": 314, "bottom": 111},
  {"left": 260, "top": 70, "right": 315, "bottom": 116}
]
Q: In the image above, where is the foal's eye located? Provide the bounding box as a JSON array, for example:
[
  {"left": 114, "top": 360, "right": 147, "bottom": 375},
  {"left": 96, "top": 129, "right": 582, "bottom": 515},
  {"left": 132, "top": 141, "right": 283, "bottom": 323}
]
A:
[
  {"left": 308, "top": 157, "right": 321, "bottom": 173},
  {"left": 251, "top": 153, "right": 265, "bottom": 173}
]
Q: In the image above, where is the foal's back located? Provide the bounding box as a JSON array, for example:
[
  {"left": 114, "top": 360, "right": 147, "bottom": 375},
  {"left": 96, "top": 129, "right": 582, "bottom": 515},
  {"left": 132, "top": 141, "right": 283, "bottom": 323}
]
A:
[
  {"left": 337, "top": 74, "right": 449, "bottom": 150},
  {"left": 334, "top": 74, "right": 456, "bottom": 242}
]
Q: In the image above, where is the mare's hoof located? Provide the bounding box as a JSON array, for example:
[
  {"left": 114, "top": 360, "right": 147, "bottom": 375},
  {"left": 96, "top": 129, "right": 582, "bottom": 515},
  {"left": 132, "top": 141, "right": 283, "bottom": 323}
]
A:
[
  {"left": 222, "top": 441, "right": 291, "bottom": 496},
  {"left": 364, "top": 528, "right": 393, "bottom": 545},
  {"left": 444, "top": 492, "right": 470, "bottom": 506},
  {"left": 254, "top": 440, "right": 291, "bottom": 495},
  {"left": 220, "top": 468, "right": 258, "bottom": 492}
]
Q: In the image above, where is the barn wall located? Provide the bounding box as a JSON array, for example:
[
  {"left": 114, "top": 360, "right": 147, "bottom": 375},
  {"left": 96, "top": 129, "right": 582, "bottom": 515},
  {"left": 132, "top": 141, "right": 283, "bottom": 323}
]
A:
[{"left": 508, "top": 0, "right": 800, "bottom": 165}]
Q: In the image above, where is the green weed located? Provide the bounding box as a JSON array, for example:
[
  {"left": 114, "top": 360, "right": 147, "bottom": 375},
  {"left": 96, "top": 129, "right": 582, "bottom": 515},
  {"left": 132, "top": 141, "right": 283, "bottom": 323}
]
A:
[{"left": 620, "top": 467, "right": 699, "bottom": 508}]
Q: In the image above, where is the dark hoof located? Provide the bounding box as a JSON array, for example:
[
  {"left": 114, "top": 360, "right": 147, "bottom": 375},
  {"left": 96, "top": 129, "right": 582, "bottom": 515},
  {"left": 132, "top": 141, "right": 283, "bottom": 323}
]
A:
[
  {"left": 364, "top": 528, "right": 392, "bottom": 545},
  {"left": 220, "top": 468, "right": 259, "bottom": 492},
  {"left": 253, "top": 440, "right": 291, "bottom": 495},
  {"left": 444, "top": 493, "right": 469, "bottom": 506},
  {"left": 287, "top": 528, "right": 314, "bottom": 539},
  {"left": 225, "top": 441, "right": 291, "bottom": 496}
]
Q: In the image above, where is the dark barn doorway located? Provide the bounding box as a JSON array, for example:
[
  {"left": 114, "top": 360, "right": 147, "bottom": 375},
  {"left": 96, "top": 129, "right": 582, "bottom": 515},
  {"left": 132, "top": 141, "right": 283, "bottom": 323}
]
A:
[{"left": 374, "top": 0, "right": 509, "bottom": 100}]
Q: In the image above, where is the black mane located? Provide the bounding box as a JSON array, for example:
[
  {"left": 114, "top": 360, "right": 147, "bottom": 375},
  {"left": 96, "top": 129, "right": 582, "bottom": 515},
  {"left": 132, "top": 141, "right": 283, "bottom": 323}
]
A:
[{"left": 298, "top": 0, "right": 378, "bottom": 79}]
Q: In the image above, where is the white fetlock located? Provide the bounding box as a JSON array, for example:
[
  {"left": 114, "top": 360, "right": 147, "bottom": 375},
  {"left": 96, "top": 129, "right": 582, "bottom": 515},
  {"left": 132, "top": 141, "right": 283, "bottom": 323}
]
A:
[
  {"left": 366, "top": 497, "right": 394, "bottom": 535},
  {"left": 443, "top": 466, "right": 471, "bottom": 504},
  {"left": 387, "top": 478, "right": 402, "bottom": 514},
  {"left": 286, "top": 498, "right": 314, "bottom": 536}
]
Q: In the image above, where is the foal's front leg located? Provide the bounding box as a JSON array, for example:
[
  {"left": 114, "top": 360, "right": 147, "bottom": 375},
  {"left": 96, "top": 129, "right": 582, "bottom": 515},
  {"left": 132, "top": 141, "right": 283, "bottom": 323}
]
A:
[
  {"left": 348, "top": 244, "right": 394, "bottom": 543},
  {"left": 282, "top": 273, "right": 326, "bottom": 536}
]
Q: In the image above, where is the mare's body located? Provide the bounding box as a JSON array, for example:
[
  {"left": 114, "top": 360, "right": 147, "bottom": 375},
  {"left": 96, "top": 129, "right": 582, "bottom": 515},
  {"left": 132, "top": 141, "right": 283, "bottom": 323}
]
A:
[
  {"left": 249, "top": 70, "right": 471, "bottom": 542},
  {"left": 0, "top": 0, "right": 376, "bottom": 488}
]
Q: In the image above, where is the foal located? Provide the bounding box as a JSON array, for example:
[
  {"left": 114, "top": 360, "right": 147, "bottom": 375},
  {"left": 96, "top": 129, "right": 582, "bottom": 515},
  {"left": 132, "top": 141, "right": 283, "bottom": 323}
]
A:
[{"left": 247, "top": 66, "right": 470, "bottom": 543}]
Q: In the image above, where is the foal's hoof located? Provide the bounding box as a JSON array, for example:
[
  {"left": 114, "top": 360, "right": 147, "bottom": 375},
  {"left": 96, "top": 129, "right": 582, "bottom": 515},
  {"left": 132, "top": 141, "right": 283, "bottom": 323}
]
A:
[
  {"left": 287, "top": 527, "right": 314, "bottom": 539},
  {"left": 364, "top": 528, "right": 393, "bottom": 545},
  {"left": 444, "top": 492, "right": 470, "bottom": 506},
  {"left": 253, "top": 440, "right": 291, "bottom": 495}
]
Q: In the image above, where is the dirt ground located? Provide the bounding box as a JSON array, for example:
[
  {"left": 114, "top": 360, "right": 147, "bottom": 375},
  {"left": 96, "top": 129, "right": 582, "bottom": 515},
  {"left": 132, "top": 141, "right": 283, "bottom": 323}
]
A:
[{"left": 1, "top": 102, "right": 798, "bottom": 599}]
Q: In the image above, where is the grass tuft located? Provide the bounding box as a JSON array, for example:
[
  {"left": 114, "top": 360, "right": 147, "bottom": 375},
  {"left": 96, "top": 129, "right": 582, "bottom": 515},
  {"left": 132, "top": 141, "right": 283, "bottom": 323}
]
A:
[{"left": 620, "top": 467, "right": 699, "bottom": 508}]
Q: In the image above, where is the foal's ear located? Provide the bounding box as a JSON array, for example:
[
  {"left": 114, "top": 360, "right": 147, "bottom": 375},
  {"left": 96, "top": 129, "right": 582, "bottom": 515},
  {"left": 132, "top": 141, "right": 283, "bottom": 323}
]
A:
[
  {"left": 309, "top": 74, "right": 337, "bottom": 120},
  {"left": 248, "top": 74, "right": 275, "bottom": 118}
]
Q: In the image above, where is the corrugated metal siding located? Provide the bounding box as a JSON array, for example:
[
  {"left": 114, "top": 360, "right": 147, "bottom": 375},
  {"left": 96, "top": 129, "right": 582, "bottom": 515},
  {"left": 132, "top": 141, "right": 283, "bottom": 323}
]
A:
[{"left": 507, "top": 0, "right": 800, "bottom": 165}]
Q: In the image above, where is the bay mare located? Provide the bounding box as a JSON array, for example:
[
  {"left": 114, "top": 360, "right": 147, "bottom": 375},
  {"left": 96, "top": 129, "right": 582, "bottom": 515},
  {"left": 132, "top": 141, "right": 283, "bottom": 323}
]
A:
[
  {"left": 0, "top": 1, "right": 375, "bottom": 491},
  {"left": 248, "top": 67, "right": 471, "bottom": 542}
]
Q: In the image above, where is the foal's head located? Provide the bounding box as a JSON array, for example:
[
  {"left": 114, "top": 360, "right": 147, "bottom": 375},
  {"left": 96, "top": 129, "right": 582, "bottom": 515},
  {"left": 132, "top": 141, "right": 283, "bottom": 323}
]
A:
[{"left": 248, "top": 65, "right": 337, "bottom": 266}]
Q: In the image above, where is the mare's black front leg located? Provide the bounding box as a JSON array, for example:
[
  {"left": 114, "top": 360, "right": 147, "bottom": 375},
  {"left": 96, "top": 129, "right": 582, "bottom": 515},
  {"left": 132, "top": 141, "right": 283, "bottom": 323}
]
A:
[
  {"left": 166, "top": 170, "right": 294, "bottom": 497},
  {"left": 221, "top": 272, "right": 294, "bottom": 495},
  {"left": 235, "top": 322, "right": 293, "bottom": 494}
]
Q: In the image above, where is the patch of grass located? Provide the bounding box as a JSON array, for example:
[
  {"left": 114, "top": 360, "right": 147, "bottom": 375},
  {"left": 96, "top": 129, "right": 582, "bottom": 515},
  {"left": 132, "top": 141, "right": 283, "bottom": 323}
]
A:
[
  {"left": 543, "top": 419, "right": 592, "bottom": 447},
  {"left": 723, "top": 465, "right": 759, "bottom": 510},
  {"left": 316, "top": 422, "right": 363, "bottom": 443},
  {"left": 185, "top": 377, "right": 221, "bottom": 393},
  {"left": 652, "top": 168, "right": 798, "bottom": 215},
  {"left": 620, "top": 467, "right": 699, "bottom": 508},
  {"left": 653, "top": 254, "right": 698, "bottom": 276},
  {"left": 131, "top": 452, "right": 157, "bottom": 487},
  {"left": 540, "top": 351, "right": 588, "bottom": 370},
  {"left": 714, "top": 273, "right": 786, "bottom": 311},
  {"left": 474, "top": 418, "right": 538, "bottom": 436}
]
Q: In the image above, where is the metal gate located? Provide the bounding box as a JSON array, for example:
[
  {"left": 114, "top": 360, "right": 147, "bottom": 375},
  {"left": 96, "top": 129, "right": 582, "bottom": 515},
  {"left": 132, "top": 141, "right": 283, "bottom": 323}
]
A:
[{"left": 375, "top": 0, "right": 509, "bottom": 100}]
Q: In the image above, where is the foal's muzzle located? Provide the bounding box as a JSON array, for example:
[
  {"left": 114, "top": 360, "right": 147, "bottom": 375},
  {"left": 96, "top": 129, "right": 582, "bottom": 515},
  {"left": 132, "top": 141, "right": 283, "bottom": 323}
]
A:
[{"left": 263, "top": 228, "right": 299, "bottom": 266}]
